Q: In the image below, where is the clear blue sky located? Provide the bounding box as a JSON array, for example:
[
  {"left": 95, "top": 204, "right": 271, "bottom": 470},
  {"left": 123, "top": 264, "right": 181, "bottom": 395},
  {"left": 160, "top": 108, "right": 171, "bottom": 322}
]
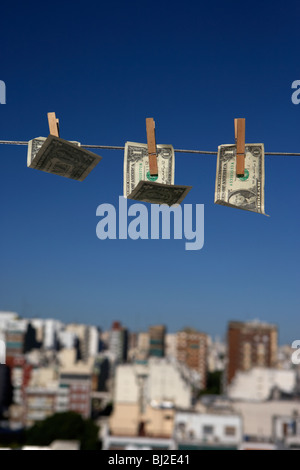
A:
[{"left": 0, "top": 1, "right": 299, "bottom": 344}]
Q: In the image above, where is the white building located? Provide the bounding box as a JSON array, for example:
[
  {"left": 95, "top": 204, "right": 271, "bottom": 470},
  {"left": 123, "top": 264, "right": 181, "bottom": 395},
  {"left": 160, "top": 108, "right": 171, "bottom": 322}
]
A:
[
  {"left": 0, "top": 313, "right": 27, "bottom": 359},
  {"left": 43, "top": 319, "right": 63, "bottom": 349},
  {"left": 227, "top": 367, "right": 296, "bottom": 401},
  {"left": 109, "top": 325, "right": 127, "bottom": 363},
  {"left": 165, "top": 334, "right": 177, "bottom": 359},
  {"left": 114, "top": 358, "right": 192, "bottom": 409},
  {"left": 0, "top": 314, "right": 28, "bottom": 336},
  {"left": 0, "top": 340, "right": 5, "bottom": 364},
  {"left": 30, "top": 319, "right": 45, "bottom": 343},
  {"left": 207, "top": 336, "right": 226, "bottom": 372},
  {"left": 273, "top": 413, "right": 300, "bottom": 443},
  {"left": 148, "top": 359, "right": 192, "bottom": 409},
  {"left": 7, "top": 318, "right": 28, "bottom": 333},
  {"left": 0, "top": 311, "right": 18, "bottom": 331},
  {"left": 58, "top": 330, "right": 76, "bottom": 349},
  {"left": 24, "top": 385, "right": 69, "bottom": 427},
  {"left": 135, "top": 332, "right": 149, "bottom": 360},
  {"left": 232, "top": 400, "right": 300, "bottom": 441},
  {"left": 174, "top": 410, "right": 243, "bottom": 448},
  {"left": 88, "top": 326, "right": 99, "bottom": 357},
  {"left": 66, "top": 323, "right": 91, "bottom": 360},
  {"left": 277, "top": 344, "right": 297, "bottom": 370}
]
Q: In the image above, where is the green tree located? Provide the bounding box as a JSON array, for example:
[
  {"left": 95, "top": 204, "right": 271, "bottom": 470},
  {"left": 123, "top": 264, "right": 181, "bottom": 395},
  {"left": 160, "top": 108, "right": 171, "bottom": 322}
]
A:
[
  {"left": 25, "top": 411, "right": 100, "bottom": 450},
  {"left": 198, "top": 371, "right": 223, "bottom": 396}
]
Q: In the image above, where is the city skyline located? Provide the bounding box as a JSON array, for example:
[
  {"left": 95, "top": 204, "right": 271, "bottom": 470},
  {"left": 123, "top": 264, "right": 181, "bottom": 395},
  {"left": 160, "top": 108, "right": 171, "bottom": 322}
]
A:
[
  {"left": 0, "top": 310, "right": 288, "bottom": 347},
  {"left": 0, "top": 309, "right": 298, "bottom": 450}
]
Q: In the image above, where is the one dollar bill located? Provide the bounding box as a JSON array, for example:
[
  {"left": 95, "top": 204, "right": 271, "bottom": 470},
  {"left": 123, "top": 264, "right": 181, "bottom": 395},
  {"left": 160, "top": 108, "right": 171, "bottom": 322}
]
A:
[
  {"left": 124, "top": 141, "right": 175, "bottom": 197},
  {"left": 127, "top": 180, "right": 192, "bottom": 206},
  {"left": 27, "top": 136, "right": 102, "bottom": 181},
  {"left": 124, "top": 141, "right": 191, "bottom": 205},
  {"left": 215, "top": 143, "right": 268, "bottom": 216}
]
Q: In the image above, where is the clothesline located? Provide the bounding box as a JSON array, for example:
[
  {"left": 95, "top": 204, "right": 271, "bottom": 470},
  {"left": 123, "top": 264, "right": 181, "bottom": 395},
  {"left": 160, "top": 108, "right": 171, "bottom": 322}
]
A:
[{"left": 0, "top": 140, "right": 300, "bottom": 156}]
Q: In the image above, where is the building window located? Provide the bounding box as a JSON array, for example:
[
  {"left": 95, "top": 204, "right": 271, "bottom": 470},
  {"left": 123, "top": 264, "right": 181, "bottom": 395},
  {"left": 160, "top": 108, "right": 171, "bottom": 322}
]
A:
[
  {"left": 224, "top": 426, "right": 236, "bottom": 436},
  {"left": 203, "top": 425, "right": 214, "bottom": 435}
]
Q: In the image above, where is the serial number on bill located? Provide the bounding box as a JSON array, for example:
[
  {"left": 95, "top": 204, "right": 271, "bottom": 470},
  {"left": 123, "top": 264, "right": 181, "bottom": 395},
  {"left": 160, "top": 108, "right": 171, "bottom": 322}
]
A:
[{"left": 152, "top": 455, "right": 189, "bottom": 465}]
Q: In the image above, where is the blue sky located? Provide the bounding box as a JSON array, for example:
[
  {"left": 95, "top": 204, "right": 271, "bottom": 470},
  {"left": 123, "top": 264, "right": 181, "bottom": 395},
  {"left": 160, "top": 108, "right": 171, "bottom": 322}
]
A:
[{"left": 0, "top": 0, "right": 299, "bottom": 344}]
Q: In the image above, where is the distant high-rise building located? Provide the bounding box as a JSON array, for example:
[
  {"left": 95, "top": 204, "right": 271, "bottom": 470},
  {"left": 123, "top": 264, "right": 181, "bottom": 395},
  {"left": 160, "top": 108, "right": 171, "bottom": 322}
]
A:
[
  {"left": 0, "top": 334, "right": 6, "bottom": 364},
  {"left": 176, "top": 328, "right": 208, "bottom": 389},
  {"left": 148, "top": 325, "right": 166, "bottom": 358},
  {"left": 87, "top": 326, "right": 100, "bottom": 357},
  {"left": 127, "top": 332, "right": 139, "bottom": 362},
  {"left": 136, "top": 332, "right": 149, "bottom": 361},
  {"left": 43, "top": 319, "right": 62, "bottom": 350},
  {"left": 58, "top": 330, "right": 76, "bottom": 349},
  {"left": 0, "top": 312, "right": 18, "bottom": 331},
  {"left": 207, "top": 336, "right": 226, "bottom": 373},
  {"left": 165, "top": 334, "right": 177, "bottom": 359},
  {"left": 59, "top": 373, "right": 92, "bottom": 419},
  {"left": 109, "top": 321, "right": 128, "bottom": 363},
  {"left": 65, "top": 324, "right": 100, "bottom": 361},
  {"left": 5, "top": 319, "right": 28, "bottom": 358},
  {"left": 24, "top": 388, "right": 59, "bottom": 427},
  {"left": 226, "top": 320, "right": 278, "bottom": 386},
  {"left": 129, "top": 332, "right": 137, "bottom": 349},
  {"left": 30, "top": 319, "right": 44, "bottom": 344}
]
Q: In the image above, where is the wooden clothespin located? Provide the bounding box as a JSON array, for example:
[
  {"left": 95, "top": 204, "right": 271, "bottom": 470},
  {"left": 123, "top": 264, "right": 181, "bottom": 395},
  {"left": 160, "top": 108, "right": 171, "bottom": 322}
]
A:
[
  {"left": 146, "top": 117, "right": 158, "bottom": 176},
  {"left": 234, "top": 118, "right": 245, "bottom": 177},
  {"left": 47, "top": 112, "right": 60, "bottom": 137}
]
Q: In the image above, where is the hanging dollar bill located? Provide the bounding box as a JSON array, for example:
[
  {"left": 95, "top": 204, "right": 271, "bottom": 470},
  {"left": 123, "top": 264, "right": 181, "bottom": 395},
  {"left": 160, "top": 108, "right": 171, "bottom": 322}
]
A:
[
  {"left": 128, "top": 180, "right": 192, "bottom": 206},
  {"left": 27, "top": 135, "right": 102, "bottom": 181},
  {"left": 214, "top": 143, "right": 268, "bottom": 215},
  {"left": 124, "top": 141, "right": 191, "bottom": 205},
  {"left": 124, "top": 141, "right": 175, "bottom": 195}
]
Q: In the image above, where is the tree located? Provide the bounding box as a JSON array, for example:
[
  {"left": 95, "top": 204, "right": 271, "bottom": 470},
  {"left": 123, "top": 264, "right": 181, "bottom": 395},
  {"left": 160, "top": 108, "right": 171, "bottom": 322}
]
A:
[
  {"left": 198, "top": 371, "right": 223, "bottom": 396},
  {"left": 25, "top": 411, "right": 100, "bottom": 450}
]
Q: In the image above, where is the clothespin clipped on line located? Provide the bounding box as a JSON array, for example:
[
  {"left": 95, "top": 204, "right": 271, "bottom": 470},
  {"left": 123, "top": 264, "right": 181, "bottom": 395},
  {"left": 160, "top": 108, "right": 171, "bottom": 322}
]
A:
[
  {"left": 146, "top": 117, "right": 158, "bottom": 176},
  {"left": 234, "top": 118, "right": 245, "bottom": 177},
  {"left": 47, "top": 112, "right": 60, "bottom": 138}
]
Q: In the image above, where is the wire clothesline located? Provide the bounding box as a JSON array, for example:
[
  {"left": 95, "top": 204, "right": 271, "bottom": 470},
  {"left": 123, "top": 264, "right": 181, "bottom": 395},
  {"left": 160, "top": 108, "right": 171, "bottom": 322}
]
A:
[{"left": 0, "top": 140, "right": 300, "bottom": 156}]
